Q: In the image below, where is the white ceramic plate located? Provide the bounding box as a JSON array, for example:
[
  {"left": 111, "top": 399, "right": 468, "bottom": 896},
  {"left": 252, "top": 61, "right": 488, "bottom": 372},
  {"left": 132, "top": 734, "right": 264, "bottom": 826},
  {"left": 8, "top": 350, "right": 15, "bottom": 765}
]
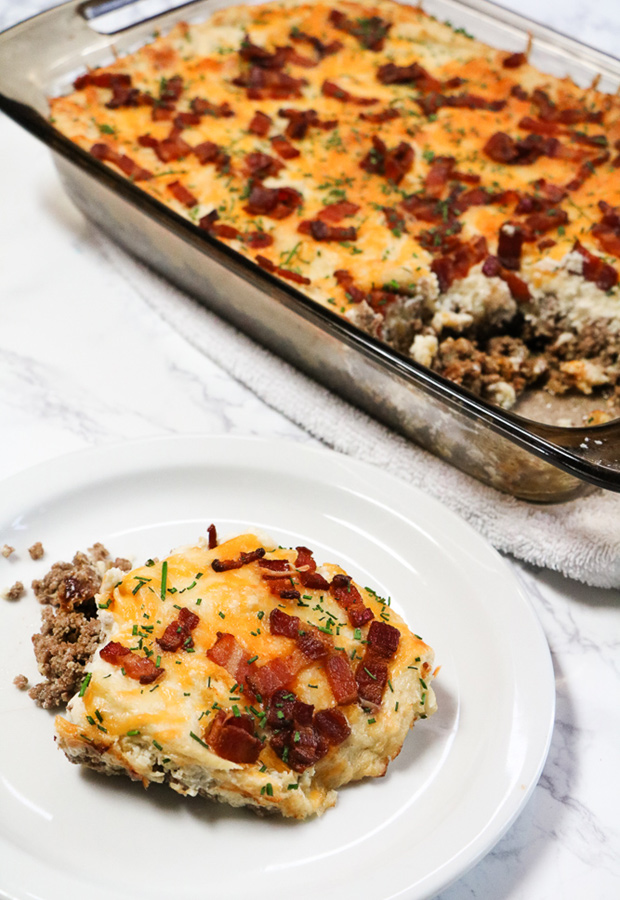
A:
[{"left": 0, "top": 436, "right": 554, "bottom": 900}]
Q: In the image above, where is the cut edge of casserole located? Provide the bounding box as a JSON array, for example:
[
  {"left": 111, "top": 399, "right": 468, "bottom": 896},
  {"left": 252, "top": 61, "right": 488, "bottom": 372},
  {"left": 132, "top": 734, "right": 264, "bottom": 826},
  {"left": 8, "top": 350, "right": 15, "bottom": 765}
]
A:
[
  {"left": 53, "top": 530, "right": 436, "bottom": 819},
  {"left": 48, "top": 0, "right": 620, "bottom": 422}
]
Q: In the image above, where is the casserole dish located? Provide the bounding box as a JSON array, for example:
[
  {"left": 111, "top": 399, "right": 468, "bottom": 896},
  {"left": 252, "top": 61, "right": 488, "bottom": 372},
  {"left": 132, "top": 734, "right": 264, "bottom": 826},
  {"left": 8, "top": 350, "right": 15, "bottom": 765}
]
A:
[{"left": 2, "top": 0, "right": 620, "bottom": 501}]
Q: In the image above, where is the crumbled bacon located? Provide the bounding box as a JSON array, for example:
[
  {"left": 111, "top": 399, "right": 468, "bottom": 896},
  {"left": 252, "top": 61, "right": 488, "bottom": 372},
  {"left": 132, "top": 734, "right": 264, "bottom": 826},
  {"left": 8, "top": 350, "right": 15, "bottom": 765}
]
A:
[
  {"left": 565, "top": 151, "right": 610, "bottom": 191},
  {"left": 233, "top": 66, "right": 306, "bottom": 100},
  {"left": 289, "top": 28, "right": 343, "bottom": 59},
  {"left": 573, "top": 241, "right": 618, "bottom": 291},
  {"left": 359, "top": 107, "right": 401, "bottom": 124},
  {"left": 317, "top": 201, "right": 360, "bottom": 223},
  {"left": 199, "top": 210, "right": 241, "bottom": 240},
  {"left": 431, "top": 235, "right": 488, "bottom": 293},
  {"left": 484, "top": 131, "right": 559, "bottom": 165},
  {"left": 193, "top": 140, "right": 230, "bottom": 170},
  {"left": 211, "top": 548, "right": 266, "bottom": 571},
  {"left": 314, "top": 707, "right": 351, "bottom": 744},
  {"left": 324, "top": 653, "right": 358, "bottom": 705},
  {"left": 522, "top": 208, "right": 569, "bottom": 238},
  {"left": 328, "top": 10, "right": 392, "bottom": 51},
  {"left": 366, "top": 621, "right": 401, "bottom": 658},
  {"left": 278, "top": 107, "right": 338, "bottom": 139},
  {"left": 334, "top": 268, "right": 367, "bottom": 304},
  {"left": 244, "top": 151, "right": 284, "bottom": 179},
  {"left": 157, "top": 606, "right": 200, "bottom": 652},
  {"left": 166, "top": 180, "right": 198, "bottom": 208},
  {"left": 255, "top": 254, "right": 311, "bottom": 285},
  {"left": 503, "top": 51, "right": 527, "bottom": 68},
  {"left": 138, "top": 129, "right": 192, "bottom": 163},
  {"left": 355, "top": 656, "right": 387, "bottom": 707},
  {"left": 382, "top": 206, "right": 407, "bottom": 235},
  {"left": 298, "top": 219, "right": 358, "bottom": 242},
  {"left": 511, "top": 84, "right": 529, "bottom": 101},
  {"left": 270, "top": 134, "right": 301, "bottom": 159},
  {"left": 329, "top": 573, "right": 374, "bottom": 627},
  {"left": 190, "top": 96, "right": 234, "bottom": 118},
  {"left": 207, "top": 632, "right": 254, "bottom": 687},
  {"left": 259, "top": 558, "right": 291, "bottom": 572},
  {"left": 417, "top": 92, "right": 506, "bottom": 117},
  {"left": 74, "top": 72, "right": 131, "bottom": 91},
  {"left": 90, "top": 143, "right": 153, "bottom": 181},
  {"left": 247, "top": 650, "right": 307, "bottom": 699},
  {"left": 269, "top": 608, "right": 301, "bottom": 639},
  {"left": 418, "top": 220, "right": 463, "bottom": 254},
  {"left": 497, "top": 223, "right": 524, "bottom": 270},
  {"left": 207, "top": 523, "right": 218, "bottom": 549},
  {"left": 207, "top": 709, "right": 262, "bottom": 764},
  {"left": 482, "top": 255, "right": 532, "bottom": 302},
  {"left": 321, "top": 79, "right": 378, "bottom": 106},
  {"left": 173, "top": 111, "right": 202, "bottom": 129},
  {"left": 245, "top": 231, "right": 274, "bottom": 249},
  {"left": 248, "top": 110, "right": 272, "bottom": 135},
  {"left": 100, "top": 641, "right": 164, "bottom": 684},
  {"left": 423, "top": 156, "right": 479, "bottom": 197},
  {"left": 530, "top": 87, "right": 603, "bottom": 125},
  {"left": 244, "top": 184, "right": 303, "bottom": 219},
  {"left": 360, "top": 135, "right": 414, "bottom": 185},
  {"left": 514, "top": 179, "right": 567, "bottom": 214},
  {"left": 591, "top": 201, "right": 620, "bottom": 258}
]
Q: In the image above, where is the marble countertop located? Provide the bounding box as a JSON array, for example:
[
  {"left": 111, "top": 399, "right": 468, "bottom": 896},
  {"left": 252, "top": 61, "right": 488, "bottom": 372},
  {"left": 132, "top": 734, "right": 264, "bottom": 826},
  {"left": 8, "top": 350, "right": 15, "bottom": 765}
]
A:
[{"left": 1, "top": 1, "right": 619, "bottom": 898}]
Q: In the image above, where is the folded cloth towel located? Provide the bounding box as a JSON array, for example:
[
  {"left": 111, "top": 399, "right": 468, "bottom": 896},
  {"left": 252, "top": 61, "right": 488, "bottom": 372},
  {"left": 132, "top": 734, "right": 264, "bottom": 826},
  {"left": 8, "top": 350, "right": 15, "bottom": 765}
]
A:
[{"left": 102, "top": 238, "right": 620, "bottom": 589}]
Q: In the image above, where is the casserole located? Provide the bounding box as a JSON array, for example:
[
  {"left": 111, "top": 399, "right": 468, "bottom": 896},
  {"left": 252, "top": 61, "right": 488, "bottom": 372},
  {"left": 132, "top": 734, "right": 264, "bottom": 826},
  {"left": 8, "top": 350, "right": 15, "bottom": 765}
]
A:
[{"left": 2, "top": 0, "right": 620, "bottom": 500}]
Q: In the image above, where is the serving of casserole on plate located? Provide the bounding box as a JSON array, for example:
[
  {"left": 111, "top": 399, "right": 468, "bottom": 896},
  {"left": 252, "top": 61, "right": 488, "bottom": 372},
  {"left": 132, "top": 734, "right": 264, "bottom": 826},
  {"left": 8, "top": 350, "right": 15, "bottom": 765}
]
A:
[{"left": 50, "top": 0, "right": 620, "bottom": 416}]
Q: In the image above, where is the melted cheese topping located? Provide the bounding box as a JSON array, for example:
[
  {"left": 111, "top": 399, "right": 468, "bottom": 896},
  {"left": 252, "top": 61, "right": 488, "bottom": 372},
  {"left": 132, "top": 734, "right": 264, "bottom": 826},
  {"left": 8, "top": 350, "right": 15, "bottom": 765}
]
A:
[{"left": 56, "top": 533, "right": 436, "bottom": 818}]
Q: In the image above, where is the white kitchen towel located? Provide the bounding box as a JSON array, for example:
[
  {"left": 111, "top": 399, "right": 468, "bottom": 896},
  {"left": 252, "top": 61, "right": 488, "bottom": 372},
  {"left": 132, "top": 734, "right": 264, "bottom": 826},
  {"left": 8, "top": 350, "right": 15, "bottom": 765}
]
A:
[{"left": 103, "top": 238, "right": 620, "bottom": 589}]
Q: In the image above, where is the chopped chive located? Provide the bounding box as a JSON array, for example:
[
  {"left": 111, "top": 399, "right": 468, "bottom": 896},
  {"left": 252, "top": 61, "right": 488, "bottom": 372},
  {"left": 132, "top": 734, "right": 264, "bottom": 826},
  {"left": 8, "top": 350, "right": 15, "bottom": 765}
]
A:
[
  {"left": 79, "top": 673, "right": 92, "bottom": 697},
  {"left": 156, "top": 656, "right": 161, "bottom": 668},
  {"left": 145, "top": 559, "right": 155, "bottom": 567},
  {"left": 367, "top": 718, "right": 376, "bottom": 725},
  {"left": 160, "top": 561, "right": 168, "bottom": 599},
  {"left": 153, "top": 739, "right": 163, "bottom": 750},
  {"left": 126, "top": 729, "right": 140, "bottom": 736},
  {"left": 287, "top": 783, "right": 299, "bottom": 790},
  {"left": 98, "top": 599, "right": 112, "bottom": 609},
  {"left": 94, "top": 709, "right": 103, "bottom": 723},
  {"left": 247, "top": 655, "right": 258, "bottom": 664},
  {"left": 196, "top": 598, "right": 202, "bottom": 605},
  {"left": 364, "top": 667, "right": 377, "bottom": 680},
  {"left": 354, "top": 628, "right": 362, "bottom": 640},
  {"left": 189, "top": 730, "right": 209, "bottom": 749}
]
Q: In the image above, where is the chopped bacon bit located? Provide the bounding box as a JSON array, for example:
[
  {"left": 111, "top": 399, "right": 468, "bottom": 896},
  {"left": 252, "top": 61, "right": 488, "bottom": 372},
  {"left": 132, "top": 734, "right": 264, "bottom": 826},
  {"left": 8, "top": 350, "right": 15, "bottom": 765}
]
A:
[
  {"left": 329, "top": 573, "right": 374, "bottom": 627},
  {"left": 317, "top": 201, "right": 360, "bottom": 223},
  {"left": 100, "top": 641, "right": 164, "bottom": 684},
  {"left": 74, "top": 72, "right": 132, "bottom": 91},
  {"left": 300, "top": 571, "right": 330, "bottom": 590},
  {"left": 514, "top": 179, "right": 567, "bottom": 214},
  {"left": 523, "top": 208, "right": 569, "bottom": 237},
  {"left": 511, "top": 84, "right": 529, "bottom": 101},
  {"left": 259, "top": 558, "right": 291, "bottom": 571},
  {"left": 518, "top": 116, "right": 564, "bottom": 136},
  {"left": 334, "top": 268, "right": 367, "bottom": 304},
  {"left": 166, "top": 180, "right": 198, "bottom": 208},
  {"left": 207, "top": 632, "right": 255, "bottom": 689},
  {"left": 565, "top": 151, "right": 610, "bottom": 191},
  {"left": 138, "top": 130, "right": 192, "bottom": 163},
  {"left": 269, "top": 608, "right": 301, "bottom": 639},
  {"left": 417, "top": 92, "right": 506, "bottom": 117},
  {"left": 355, "top": 656, "right": 388, "bottom": 707},
  {"left": 157, "top": 606, "right": 200, "bottom": 652},
  {"left": 325, "top": 653, "right": 358, "bottom": 705},
  {"left": 280, "top": 589, "right": 301, "bottom": 600},
  {"left": 248, "top": 110, "right": 272, "bottom": 136},
  {"left": 266, "top": 689, "right": 313, "bottom": 730},
  {"left": 377, "top": 61, "right": 441, "bottom": 92},
  {"left": 360, "top": 135, "right": 414, "bottom": 185},
  {"left": 245, "top": 231, "right": 274, "bottom": 249},
  {"left": 503, "top": 51, "right": 527, "bottom": 68},
  {"left": 207, "top": 523, "right": 218, "bottom": 549},
  {"left": 431, "top": 235, "right": 488, "bottom": 293},
  {"left": 530, "top": 88, "right": 604, "bottom": 125},
  {"left": 289, "top": 28, "right": 343, "bottom": 59},
  {"left": 314, "top": 707, "right": 351, "bottom": 744},
  {"left": 255, "top": 254, "right": 311, "bottom": 285},
  {"left": 571, "top": 131, "right": 608, "bottom": 149},
  {"left": 212, "top": 548, "right": 266, "bottom": 572},
  {"left": 482, "top": 255, "right": 532, "bottom": 301},
  {"left": 538, "top": 238, "right": 557, "bottom": 251},
  {"left": 328, "top": 10, "right": 392, "bottom": 51},
  {"left": 244, "top": 184, "right": 303, "bottom": 219},
  {"left": 294, "top": 546, "right": 316, "bottom": 571},
  {"left": 198, "top": 210, "right": 240, "bottom": 240},
  {"left": 190, "top": 96, "right": 234, "bottom": 118},
  {"left": 497, "top": 223, "right": 524, "bottom": 270},
  {"left": 418, "top": 220, "right": 463, "bottom": 254},
  {"left": 233, "top": 66, "right": 306, "bottom": 100},
  {"left": 573, "top": 241, "right": 618, "bottom": 291},
  {"left": 173, "top": 111, "right": 202, "bottom": 129},
  {"left": 321, "top": 80, "right": 378, "bottom": 106},
  {"left": 270, "top": 134, "right": 301, "bottom": 159},
  {"left": 90, "top": 143, "right": 153, "bottom": 181},
  {"left": 244, "top": 151, "right": 284, "bottom": 179},
  {"left": 424, "top": 155, "right": 456, "bottom": 197},
  {"left": 298, "top": 219, "right": 358, "bottom": 242},
  {"left": 483, "top": 131, "right": 559, "bottom": 165},
  {"left": 239, "top": 35, "right": 289, "bottom": 69},
  {"left": 207, "top": 709, "right": 262, "bottom": 764},
  {"left": 247, "top": 650, "right": 307, "bottom": 699},
  {"left": 366, "top": 621, "right": 400, "bottom": 658},
  {"left": 359, "top": 107, "right": 401, "bottom": 124},
  {"left": 591, "top": 201, "right": 620, "bottom": 258},
  {"left": 193, "top": 140, "right": 230, "bottom": 170},
  {"left": 278, "top": 107, "right": 338, "bottom": 139}
]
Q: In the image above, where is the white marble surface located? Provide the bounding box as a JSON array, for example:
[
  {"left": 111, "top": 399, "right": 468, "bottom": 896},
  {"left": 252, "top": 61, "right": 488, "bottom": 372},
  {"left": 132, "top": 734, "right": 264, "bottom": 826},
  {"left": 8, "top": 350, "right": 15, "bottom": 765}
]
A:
[{"left": 1, "top": 1, "right": 619, "bottom": 898}]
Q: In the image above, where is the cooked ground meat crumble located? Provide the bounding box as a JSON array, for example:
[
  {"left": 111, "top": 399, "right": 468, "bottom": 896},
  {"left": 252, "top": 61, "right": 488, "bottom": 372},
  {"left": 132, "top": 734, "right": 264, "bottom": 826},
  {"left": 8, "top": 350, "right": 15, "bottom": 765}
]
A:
[
  {"left": 1, "top": 544, "right": 15, "bottom": 558},
  {"left": 28, "top": 544, "right": 131, "bottom": 709},
  {"left": 28, "top": 541, "right": 44, "bottom": 560},
  {"left": 3, "top": 581, "right": 25, "bottom": 601}
]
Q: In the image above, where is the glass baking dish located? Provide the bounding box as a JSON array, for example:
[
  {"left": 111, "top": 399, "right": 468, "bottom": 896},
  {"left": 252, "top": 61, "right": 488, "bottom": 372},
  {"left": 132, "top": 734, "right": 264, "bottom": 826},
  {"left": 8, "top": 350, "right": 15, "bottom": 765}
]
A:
[{"left": 2, "top": 0, "right": 620, "bottom": 502}]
